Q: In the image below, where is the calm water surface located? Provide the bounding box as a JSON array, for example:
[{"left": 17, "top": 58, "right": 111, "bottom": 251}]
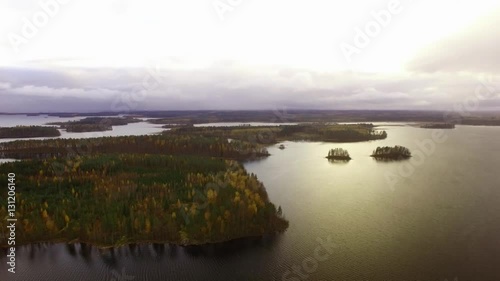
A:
[
  {"left": 0, "top": 116, "right": 297, "bottom": 144},
  {"left": 1, "top": 123, "right": 500, "bottom": 281},
  {"left": 0, "top": 115, "right": 165, "bottom": 143}
]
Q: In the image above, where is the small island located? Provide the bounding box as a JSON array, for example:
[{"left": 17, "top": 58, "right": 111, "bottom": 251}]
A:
[
  {"left": 326, "top": 148, "right": 351, "bottom": 160},
  {"left": 48, "top": 117, "right": 142, "bottom": 133},
  {"left": 371, "top": 145, "right": 411, "bottom": 160},
  {"left": 0, "top": 126, "right": 61, "bottom": 139},
  {"left": 420, "top": 123, "right": 455, "bottom": 129},
  {"left": 63, "top": 123, "right": 113, "bottom": 132}
]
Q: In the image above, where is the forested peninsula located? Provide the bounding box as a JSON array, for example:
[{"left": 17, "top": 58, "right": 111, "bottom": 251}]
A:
[
  {"left": 0, "top": 126, "right": 60, "bottom": 139},
  {"left": 0, "top": 123, "right": 387, "bottom": 248}
]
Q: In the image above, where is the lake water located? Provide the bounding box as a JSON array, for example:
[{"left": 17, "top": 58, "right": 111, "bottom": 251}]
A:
[
  {"left": 0, "top": 115, "right": 166, "bottom": 143},
  {"left": 1, "top": 119, "right": 500, "bottom": 280},
  {"left": 0, "top": 116, "right": 296, "bottom": 144}
]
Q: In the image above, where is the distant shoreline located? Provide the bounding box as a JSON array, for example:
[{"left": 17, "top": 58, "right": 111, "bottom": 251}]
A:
[{"left": 1, "top": 110, "right": 499, "bottom": 126}]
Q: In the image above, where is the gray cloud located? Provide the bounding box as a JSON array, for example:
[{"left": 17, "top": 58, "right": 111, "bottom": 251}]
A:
[{"left": 1, "top": 63, "right": 499, "bottom": 113}]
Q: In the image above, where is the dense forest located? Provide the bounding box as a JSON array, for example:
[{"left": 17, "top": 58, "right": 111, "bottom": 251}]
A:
[
  {"left": 0, "top": 124, "right": 384, "bottom": 160},
  {"left": 0, "top": 122, "right": 389, "bottom": 248},
  {"left": 64, "top": 123, "right": 112, "bottom": 132},
  {"left": 24, "top": 110, "right": 500, "bottom": 126},
  {"left": 0, "top": 134, "right": 270, "bottom": 161},
  {"left": 326, "top": 148, "right": 351, "bottom": 160},
  {"left": 0, "top": 154, "right": 288, "bottom": 247},
  {"left": 166, "top": 123, "right": 387, "bottom": 143},
  {"left": 0, "top": 126, "right": 61, "bottom": 139},
  {"left": 136, "top": 110, "right": 464, "bottom": 124},
  {"left": 371, "top": 146, "right": 412, "bottom": 159},
  {"left": 276, "top": 123, "right": 387, "bottom": 142},
  {"left": 48, "top": 117, "right": 142, "bottom": 132}
]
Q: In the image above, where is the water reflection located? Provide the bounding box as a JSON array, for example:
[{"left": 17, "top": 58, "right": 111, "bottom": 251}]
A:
[
  {"left": 327, "top": 159, "right": 350, "bottom": 164},
  {"left": 11, "top": 235, "right": 281, "bottom": 265},
  {"left": 65, "top": 244, "right": 77, "bottom": 257},
  {"left": 99, "top": 248, "right": 118, "bottom": 268},
  {"left": 371, "top": 157, "right": 412, "bottom": 162},
  {"left": 183, "top": 235, "right": 279, "bottom": 258},
  {"left": 80, "top": 242, "right": 93, "bottom": 263},
  {"left": 2, "top": 125, "right": 500, "bottom": 281}
]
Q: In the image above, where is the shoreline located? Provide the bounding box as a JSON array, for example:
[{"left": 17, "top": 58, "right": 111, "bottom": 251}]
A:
[{"left": 0, "top": 230, "right": 285, "bottom": 250}]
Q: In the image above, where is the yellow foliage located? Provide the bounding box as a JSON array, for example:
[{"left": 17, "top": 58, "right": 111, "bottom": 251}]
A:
[
  {"left": 248, "top": 203, "right": 258, "bottom": 215},
  {"left": 244, "top": 189, "right": 251, "bottom": 197},
  {"left": 45, "top": 219, "right": 55, "bottom": 231},
  {"left": 207, "top": 189, "right": 218, "bottom": 202},
  {"left": 190, "top": 206, "right": 197, "bottom": 216},
  {"left": 41, "top": 209, "right": 48, "bottom": 220}
]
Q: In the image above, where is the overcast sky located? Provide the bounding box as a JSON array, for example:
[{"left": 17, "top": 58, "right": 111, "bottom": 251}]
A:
[{"left": 1, "top": 0, "right": 500, "bottom": 112}]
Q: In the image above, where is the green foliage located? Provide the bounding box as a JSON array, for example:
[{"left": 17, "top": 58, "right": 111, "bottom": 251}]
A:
[
  {"left": 0, "top": 134, "right": 268, "bottom": 160},
  {"left": 371, "top": 145, "right": 411, "bottom": 159},
  {"left": 169, "top": 123, "right": 387, "bottom": 143},
  {"left": 420, "top": 123, "right": 455, "bottom": 129},
  {"left": 48, "top": 117, "right": 142, "bottom": 132},
  {"left": 277, "top": 123, "right": 387, "bottom": 142},
  {"left": 326, "top": 148, "right": 351, "bottom": 160},
  {"left": 0, "top": 126, "right": 60, "bottom": 139},
  {"left": 64, "top": 124, "right": 112, "bottom": 132}
]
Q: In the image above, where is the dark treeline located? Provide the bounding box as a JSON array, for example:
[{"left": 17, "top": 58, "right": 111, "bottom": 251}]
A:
[
  {"left": 420, "top": 123, "right": 455, "bottom": 129},
  {"left": 0, "top": 134, "right": 269, "bottom": 160},
  {"left": 17, "top": 110, "right": 500, "bottom": 126},
  {"left": 460, "top": 119, "right": 500, "bottom": 126},
  {"left": 138, "top": 110, "right": 452, "bottom": 124},
  {"left": 277, "top": 124, "right": 387, "bottom": 142},
  {"left": 167, "top": 123, "right": 387, "bottom": 143},
  {"left": 326, "top": 148, "right": 351, "bottom": 160},
  {"left": 0, "top": 154, "right": 288, "bottom": 247},
  {"left": 63, "top": 123, "right": 112, "bottom": 132},
  {"left": 48, "top": 117, "right": 142, "bottom": 132},
  {"left": 48, "top": 116, "right": 142, "bottom": 126},
  {"left": 0, "top": 126, "right": 61, "bottom": 139},
  {"left": 166, "top": 126, "right": 281, "bottom": 144},
  {"left": 371, "top": 146, "right": 412, "bottom": 159}
]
